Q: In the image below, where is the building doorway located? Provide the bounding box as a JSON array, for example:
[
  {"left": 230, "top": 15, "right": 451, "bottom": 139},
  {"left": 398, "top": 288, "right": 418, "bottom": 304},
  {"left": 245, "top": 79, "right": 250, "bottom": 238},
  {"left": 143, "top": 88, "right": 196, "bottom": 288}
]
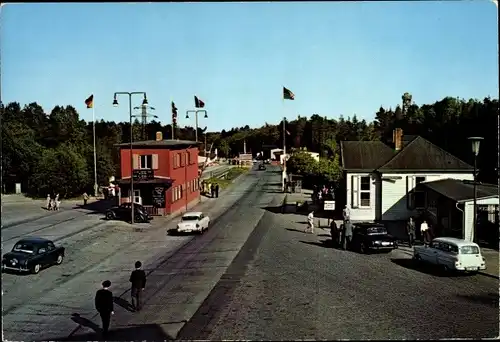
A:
[{"left": 131, "top": 189, "right": 142, "bottom": 205}]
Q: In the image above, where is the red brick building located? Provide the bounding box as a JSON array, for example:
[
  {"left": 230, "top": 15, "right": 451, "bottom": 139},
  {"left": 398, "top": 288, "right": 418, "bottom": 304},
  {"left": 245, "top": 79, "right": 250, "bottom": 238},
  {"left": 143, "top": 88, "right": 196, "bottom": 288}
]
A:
[{"left": 116, "top": 135, "right": 201, "bottom": 216}]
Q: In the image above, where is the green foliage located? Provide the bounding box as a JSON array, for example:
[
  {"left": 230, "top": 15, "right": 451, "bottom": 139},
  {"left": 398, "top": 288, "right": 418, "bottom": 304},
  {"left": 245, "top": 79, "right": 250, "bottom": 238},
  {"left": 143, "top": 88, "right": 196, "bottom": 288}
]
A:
[
  {"left": 31, "top": 144, "right": 90, "bottom": 198},
  {"left": 1, "top": 92, "right": 498, "bottom": 196},
  {"left": 286, "top": 152, "right": 318, "bottom": 176}
]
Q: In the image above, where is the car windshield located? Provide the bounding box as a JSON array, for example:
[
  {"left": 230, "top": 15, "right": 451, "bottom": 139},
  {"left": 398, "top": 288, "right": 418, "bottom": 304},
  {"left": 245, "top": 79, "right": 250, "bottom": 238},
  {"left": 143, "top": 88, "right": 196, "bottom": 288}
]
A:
[
  {"left": 13, "top": 243, "right": 35, "bottom": 254},
  {"left": 460, "top": 245, "right": 480, "bottom": 255},
  {"left": 367, "top": 227, "right": 387, "bottom": 235},
  {"left": 182, "top": 216, "right": 200, "bottom": 221}
]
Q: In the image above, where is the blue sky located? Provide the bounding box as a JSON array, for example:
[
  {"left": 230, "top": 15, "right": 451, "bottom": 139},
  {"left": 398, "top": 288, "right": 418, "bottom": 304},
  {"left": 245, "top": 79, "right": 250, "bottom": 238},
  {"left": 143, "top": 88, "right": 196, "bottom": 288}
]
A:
[{"left": 1, "top": 2, "right": 498, "bottom": 131}]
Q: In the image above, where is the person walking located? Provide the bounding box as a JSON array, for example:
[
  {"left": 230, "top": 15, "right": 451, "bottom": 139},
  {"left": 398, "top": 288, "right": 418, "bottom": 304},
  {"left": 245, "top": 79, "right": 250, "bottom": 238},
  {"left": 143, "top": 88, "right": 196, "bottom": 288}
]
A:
[
  {"left": 83, "top": 192, "right": 89, "bottom": 206},
  {"left": 46, "top": 194, "right": 51, "bottom": 210},
  {"left": 343, "top": 205, "right": 351, "bottom": 221},
  {"left": 330, "top": 220, "right": 341, "bottom": 247},
  {"left": 55, "top": 194, "right": 60, "bottom": 211},
  {"left": 420, "top": 220, "right": 430, "bottom": 244},
  {"left": 129, "top": 261, "right": 147, "bottom": 312},
  {"left": 95, "top": 280, "right": 114, "bottom": 337},
  {"left": 214, "top": 183, "right": 219, "bottom": 198},
  {"left": 306, "top": 211, "right": 315, "bottom": 234},
  {"left": 343, "top": 219, "right": 353, "bottom": 250},
  {"left": 208, "top": 183, "right": 213, "bottom": 198},
  {"left": 407, "top": 217, "right": 416, "bottom": 248}
]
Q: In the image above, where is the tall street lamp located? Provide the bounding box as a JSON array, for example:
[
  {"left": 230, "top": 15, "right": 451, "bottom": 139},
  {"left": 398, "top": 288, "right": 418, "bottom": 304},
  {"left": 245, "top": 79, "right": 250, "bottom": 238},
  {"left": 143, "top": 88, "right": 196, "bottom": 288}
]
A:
[
  {"left": 185, "top": 110, "right": 208, "bottom": 143},
  {"left": 113, "top": 92, "right": 151, "bottom": 225},
  {"left": 468, "top": 136, "right": 484, "bottom": 242}
]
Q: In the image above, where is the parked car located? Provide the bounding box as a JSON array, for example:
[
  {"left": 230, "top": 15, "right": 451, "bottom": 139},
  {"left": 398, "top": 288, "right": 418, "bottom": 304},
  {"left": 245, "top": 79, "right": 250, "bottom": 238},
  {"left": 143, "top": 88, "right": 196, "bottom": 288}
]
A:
[
  {"left": 351, "top": 222, "right": 398, "bottom": 253},
  {"left": 105, "top": 202, "right": 153, "bottom": 223},
  {"left": 413, "top": 237, "right": 486, "bottom": 274},
  {"left": 2, "top": 237, "right": 65, "bottom": 274},
  {"left": 258, "top": 164, "right": 266, "bottom": 170},
  {"left": 172, "top": 211, "right": 210, "bottom": 234}
]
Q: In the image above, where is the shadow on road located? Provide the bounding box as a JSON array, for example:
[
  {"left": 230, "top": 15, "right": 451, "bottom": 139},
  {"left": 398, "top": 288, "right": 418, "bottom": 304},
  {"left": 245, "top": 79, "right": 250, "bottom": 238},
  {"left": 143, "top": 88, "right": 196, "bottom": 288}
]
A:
[
  {"left": 456, "top": 293, "right": 499, "bottom": 308},
  {"left": 113, "top": 296, "right": 134, "bottom": 312},
  {"left": 52, "top": 322, "right": 173, "bottom": 341},
  {"left": 285, "top": 228, "right": 307, "bottom": 234},
  {"left": 300, "top": 239, "right": 333, "bottom": 248},
  {"left": 72, "top": 199, "right": 117, "bottom": 215},
  {"left": 390, "top": 258, "right": 457, "bottom": 277},
  {"left": 70, "top": 313, "right": 100, "bottom": 332}
]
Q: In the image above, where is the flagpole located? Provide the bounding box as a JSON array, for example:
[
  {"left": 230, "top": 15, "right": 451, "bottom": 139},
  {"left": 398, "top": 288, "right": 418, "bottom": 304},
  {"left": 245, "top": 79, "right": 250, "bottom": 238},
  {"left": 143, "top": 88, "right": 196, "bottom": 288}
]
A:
[
  {"left": 282, "top": 86, "right": 287, "bottom": 192},
  {"left": 92, "top": 99, "right": 98, "bottom": 197},
  {"left": 171, "top": 96, "right": 175, "bottom": 140}
]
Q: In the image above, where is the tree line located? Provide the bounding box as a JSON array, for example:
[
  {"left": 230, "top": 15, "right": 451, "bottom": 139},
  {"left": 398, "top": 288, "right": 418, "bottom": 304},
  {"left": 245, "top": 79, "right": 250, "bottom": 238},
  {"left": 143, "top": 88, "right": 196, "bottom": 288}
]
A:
[{"left": 1, "top": 94, "right": 497, "bottom": 197}]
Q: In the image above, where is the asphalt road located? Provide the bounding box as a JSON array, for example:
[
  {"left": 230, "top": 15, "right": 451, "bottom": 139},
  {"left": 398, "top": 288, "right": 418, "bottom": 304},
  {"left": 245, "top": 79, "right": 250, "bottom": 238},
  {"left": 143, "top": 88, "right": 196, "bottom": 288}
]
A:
[
  {"left": 1, "top": 164, "right": 284, "bottom": 341},
  {"left": 177, "top": 186, "right": 499, "bottom": 339}
]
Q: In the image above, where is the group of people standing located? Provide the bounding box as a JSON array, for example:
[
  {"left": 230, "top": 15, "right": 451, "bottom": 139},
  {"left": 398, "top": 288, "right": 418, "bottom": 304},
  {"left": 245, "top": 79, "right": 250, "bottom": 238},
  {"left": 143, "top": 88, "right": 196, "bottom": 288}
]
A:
[
  {"left": 328, "top": 205, "right": 353, "bottom": 250},
  {"left": 94, "top": 261, "right": 147, "bottom": 337},
  {"left": 203, "top": 182, "right": 220, "bottom": 198},
  {"left": 45, "top": 193, "right": 60, "bottom": 211},
  {"left": 406, "top": 217, "right": 433, "bottom": 247}
]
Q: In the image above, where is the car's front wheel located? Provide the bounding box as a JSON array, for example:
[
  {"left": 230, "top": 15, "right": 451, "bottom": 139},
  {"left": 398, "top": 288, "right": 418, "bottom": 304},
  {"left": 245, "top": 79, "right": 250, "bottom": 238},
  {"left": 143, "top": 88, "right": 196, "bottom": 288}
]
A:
[
  {"left": 56, "top": 254, "right": 64, "bottom": 265},
  {"left": 134, "top": 214, "right": 143, "bottom": 223},
  {"left": 32, "top": 263, "right": 41, "bottom": 274},
  {"left": 106, "top": 211, "right": 115, "bottom": 220}
]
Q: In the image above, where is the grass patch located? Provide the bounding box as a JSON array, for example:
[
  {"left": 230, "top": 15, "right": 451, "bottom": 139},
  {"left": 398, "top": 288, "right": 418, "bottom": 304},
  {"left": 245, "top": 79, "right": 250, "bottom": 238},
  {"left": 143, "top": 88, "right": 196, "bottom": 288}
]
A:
[{"left": 205, "top": 167, "right": 248, "bottom": 189}]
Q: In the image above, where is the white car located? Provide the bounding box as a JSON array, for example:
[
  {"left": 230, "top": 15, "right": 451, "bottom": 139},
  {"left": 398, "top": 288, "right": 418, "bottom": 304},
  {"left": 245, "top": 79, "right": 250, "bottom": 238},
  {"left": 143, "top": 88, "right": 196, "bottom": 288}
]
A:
[
  {"left": 413, "top": 237, "right": 486, "bottom": 274},
  {"left": 176, "top": 212, "right": 210, "bottom": 234}
]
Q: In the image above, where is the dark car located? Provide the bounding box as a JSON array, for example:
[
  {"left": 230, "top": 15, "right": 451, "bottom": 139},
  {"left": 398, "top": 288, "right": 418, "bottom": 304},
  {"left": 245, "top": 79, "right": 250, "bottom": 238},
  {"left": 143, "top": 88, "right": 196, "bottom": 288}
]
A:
[
  {"left": 351, "top": 222, "right": 398, "bottom": 253},
  {"left": 2, "top": 237, "right": 65, "bottom": 274},
  {"left": 105, "top": 202, "right": 153, "bottom": 223},
  {"left": 258, "top": 164, "right": 266, "bottom": 170}
]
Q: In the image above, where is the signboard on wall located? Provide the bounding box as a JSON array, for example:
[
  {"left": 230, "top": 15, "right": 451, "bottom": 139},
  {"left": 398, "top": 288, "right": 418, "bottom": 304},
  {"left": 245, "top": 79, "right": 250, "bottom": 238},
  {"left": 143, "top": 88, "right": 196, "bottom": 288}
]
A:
[
  {"left": 324, "top": 201, "right": 336, "bottom": 211},
  {"left": 133, "top": 169, "right": 154, "bottom": 182},
  {"left": 152, "top": 186, "right": 166, "bottom": 208}
]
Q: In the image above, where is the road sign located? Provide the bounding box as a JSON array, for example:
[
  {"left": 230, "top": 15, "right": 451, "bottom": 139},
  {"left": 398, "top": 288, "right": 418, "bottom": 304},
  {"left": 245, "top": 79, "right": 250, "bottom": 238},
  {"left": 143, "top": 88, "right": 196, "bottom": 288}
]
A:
[{"left": 324, "top": 201, "right": 335, "bottom": 211}]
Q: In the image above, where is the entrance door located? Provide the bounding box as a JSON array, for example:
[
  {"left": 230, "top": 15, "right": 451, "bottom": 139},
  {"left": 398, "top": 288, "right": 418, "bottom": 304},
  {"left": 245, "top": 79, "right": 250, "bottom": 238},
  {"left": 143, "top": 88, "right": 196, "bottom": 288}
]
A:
[
  {"left": 133, "top": 189, "right": 142, "bottom": 205},
  {"left": 134, "top": 190, "right": 142, "bottom": 205}
]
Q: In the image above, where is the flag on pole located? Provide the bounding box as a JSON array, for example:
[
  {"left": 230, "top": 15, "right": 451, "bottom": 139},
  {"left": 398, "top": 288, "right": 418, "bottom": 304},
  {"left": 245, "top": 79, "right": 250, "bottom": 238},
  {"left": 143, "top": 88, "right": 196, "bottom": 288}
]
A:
[
  {"left": 194, "top": 96, "right": 205, "bottom": 108},
  {"left": 85, "top": 94, "right": 94, "bottom": 108},
  {"left": 283, "top": 87, "right": 295, "bottom": 100}
]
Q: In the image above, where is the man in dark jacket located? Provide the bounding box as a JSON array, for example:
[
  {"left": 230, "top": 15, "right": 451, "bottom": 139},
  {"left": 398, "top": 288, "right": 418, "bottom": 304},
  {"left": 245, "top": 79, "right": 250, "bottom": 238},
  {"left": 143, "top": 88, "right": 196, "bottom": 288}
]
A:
[
  {"left": 129, "top": 261, "right": 147, "bottom": 311},
  {"left": 407, "top": 217, "right": 416, "bottom": 248},
  {"left": 343, "top": 219, "right": 353, "bottom": 250},
  {"left": 95, "top": 280, "right": 114, "bottom": 337},
  {"left": 330, "top": 220, "right": 340, "bottom": 247},
  {"left": 214, "top": 183, "right": 219, "bottom": 198}
]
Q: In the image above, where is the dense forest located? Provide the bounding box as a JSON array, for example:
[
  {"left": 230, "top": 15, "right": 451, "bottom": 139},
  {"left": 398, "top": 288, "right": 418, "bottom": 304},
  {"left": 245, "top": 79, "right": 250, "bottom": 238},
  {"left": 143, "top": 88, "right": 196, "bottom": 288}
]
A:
[{"left": 1, "top": 93, "right": 498, "bottom": 198}]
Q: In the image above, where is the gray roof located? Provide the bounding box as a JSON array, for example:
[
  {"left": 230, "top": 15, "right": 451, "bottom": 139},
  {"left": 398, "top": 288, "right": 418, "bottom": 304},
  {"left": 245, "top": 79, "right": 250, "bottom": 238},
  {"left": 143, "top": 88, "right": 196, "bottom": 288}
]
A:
[
  {"left": 420, "top": 179, "right": 498, "bottom": 202},
  {"left": 377, "top": 136, "right": 474, "bottom": 172},
  {"left": 341, "top": 136, "right": 474, "bottom": 173},
  {"left": 115, "top": 139, "right": 200, "bottom": 148},
  {"left": 340, "top": 141, "right": 395, "bottom": 171}
]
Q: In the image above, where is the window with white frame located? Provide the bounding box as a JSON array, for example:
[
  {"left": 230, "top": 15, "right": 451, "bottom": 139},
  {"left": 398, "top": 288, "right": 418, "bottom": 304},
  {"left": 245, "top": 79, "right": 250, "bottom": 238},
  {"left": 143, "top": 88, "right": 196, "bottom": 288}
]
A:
[
  {"left": 359, "top": 176, "right": 371, "bottom": 207},
  {"left": 140, "top": 155, "right": 152, "bottom": 169}
]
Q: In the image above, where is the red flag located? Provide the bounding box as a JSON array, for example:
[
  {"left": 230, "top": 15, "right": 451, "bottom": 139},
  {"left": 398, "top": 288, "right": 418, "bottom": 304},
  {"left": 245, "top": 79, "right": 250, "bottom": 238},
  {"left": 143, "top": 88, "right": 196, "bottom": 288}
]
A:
[{"left": 194, "top": 96, "right": 205, "bottom": 108}]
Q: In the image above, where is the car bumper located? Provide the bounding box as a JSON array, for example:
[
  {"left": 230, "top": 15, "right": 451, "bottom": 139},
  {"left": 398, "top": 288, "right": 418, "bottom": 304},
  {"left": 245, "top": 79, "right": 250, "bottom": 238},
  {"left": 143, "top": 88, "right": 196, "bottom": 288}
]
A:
[
  {"left": 2, "top": 265, "right": 30, "bottom": 272},
  {"left": 370, "top": 244, "right": 396, "bottom": 250},
  {"left": 454, "top": 265, "right": 487, "bottom": 272}
]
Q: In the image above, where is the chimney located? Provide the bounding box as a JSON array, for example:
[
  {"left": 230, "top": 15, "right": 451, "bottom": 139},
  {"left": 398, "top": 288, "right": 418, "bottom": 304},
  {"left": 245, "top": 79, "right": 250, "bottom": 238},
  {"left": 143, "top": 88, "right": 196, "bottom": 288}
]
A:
[
  {"left": 156, "top": 131, "right": 163, "bottom": 141},
  {"left": 393, "top": 128, "right": 403, "bottom": 151}
]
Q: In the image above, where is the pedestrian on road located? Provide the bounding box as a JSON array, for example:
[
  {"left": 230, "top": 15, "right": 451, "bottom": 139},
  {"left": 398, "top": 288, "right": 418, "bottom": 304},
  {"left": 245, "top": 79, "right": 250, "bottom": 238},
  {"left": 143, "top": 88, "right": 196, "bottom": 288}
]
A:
[
  {"left": 306, "top": 211, "right": 315, "bottom": 234},
  {"left": 330, "top": 220, "right": 341, "bottom": 247},
  {"left": 215, "top": 183, "right": 219, "bottom": 198},
  {"left": 208, "top": 183, "right": 213, "bottom": 197},
  {"left": 421, "top": 220, "right": 430, "bottom": 244},
  {"left": 95, "top": 280, "right": 114, "bottom": 337},
  {"left": 343, "top": 205, "right": 351, "bottom": 221},
  {"left": 46, "top": 194, "right": 51, "bottom": 210},
  {"left": 55, "top": 194, "right": 60, "bottom": 211},
  {"left": 83, "top": 192, "right": 89, "bottom": 206},
  {"left": 129, "top": 261, "right": 147, "bottom": 312},
  {"left": 343, "top": 219, "right": 353, "bottom": 250},
  {"left": 407, "top": 217, "right": 416, "bottom": 248}
]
